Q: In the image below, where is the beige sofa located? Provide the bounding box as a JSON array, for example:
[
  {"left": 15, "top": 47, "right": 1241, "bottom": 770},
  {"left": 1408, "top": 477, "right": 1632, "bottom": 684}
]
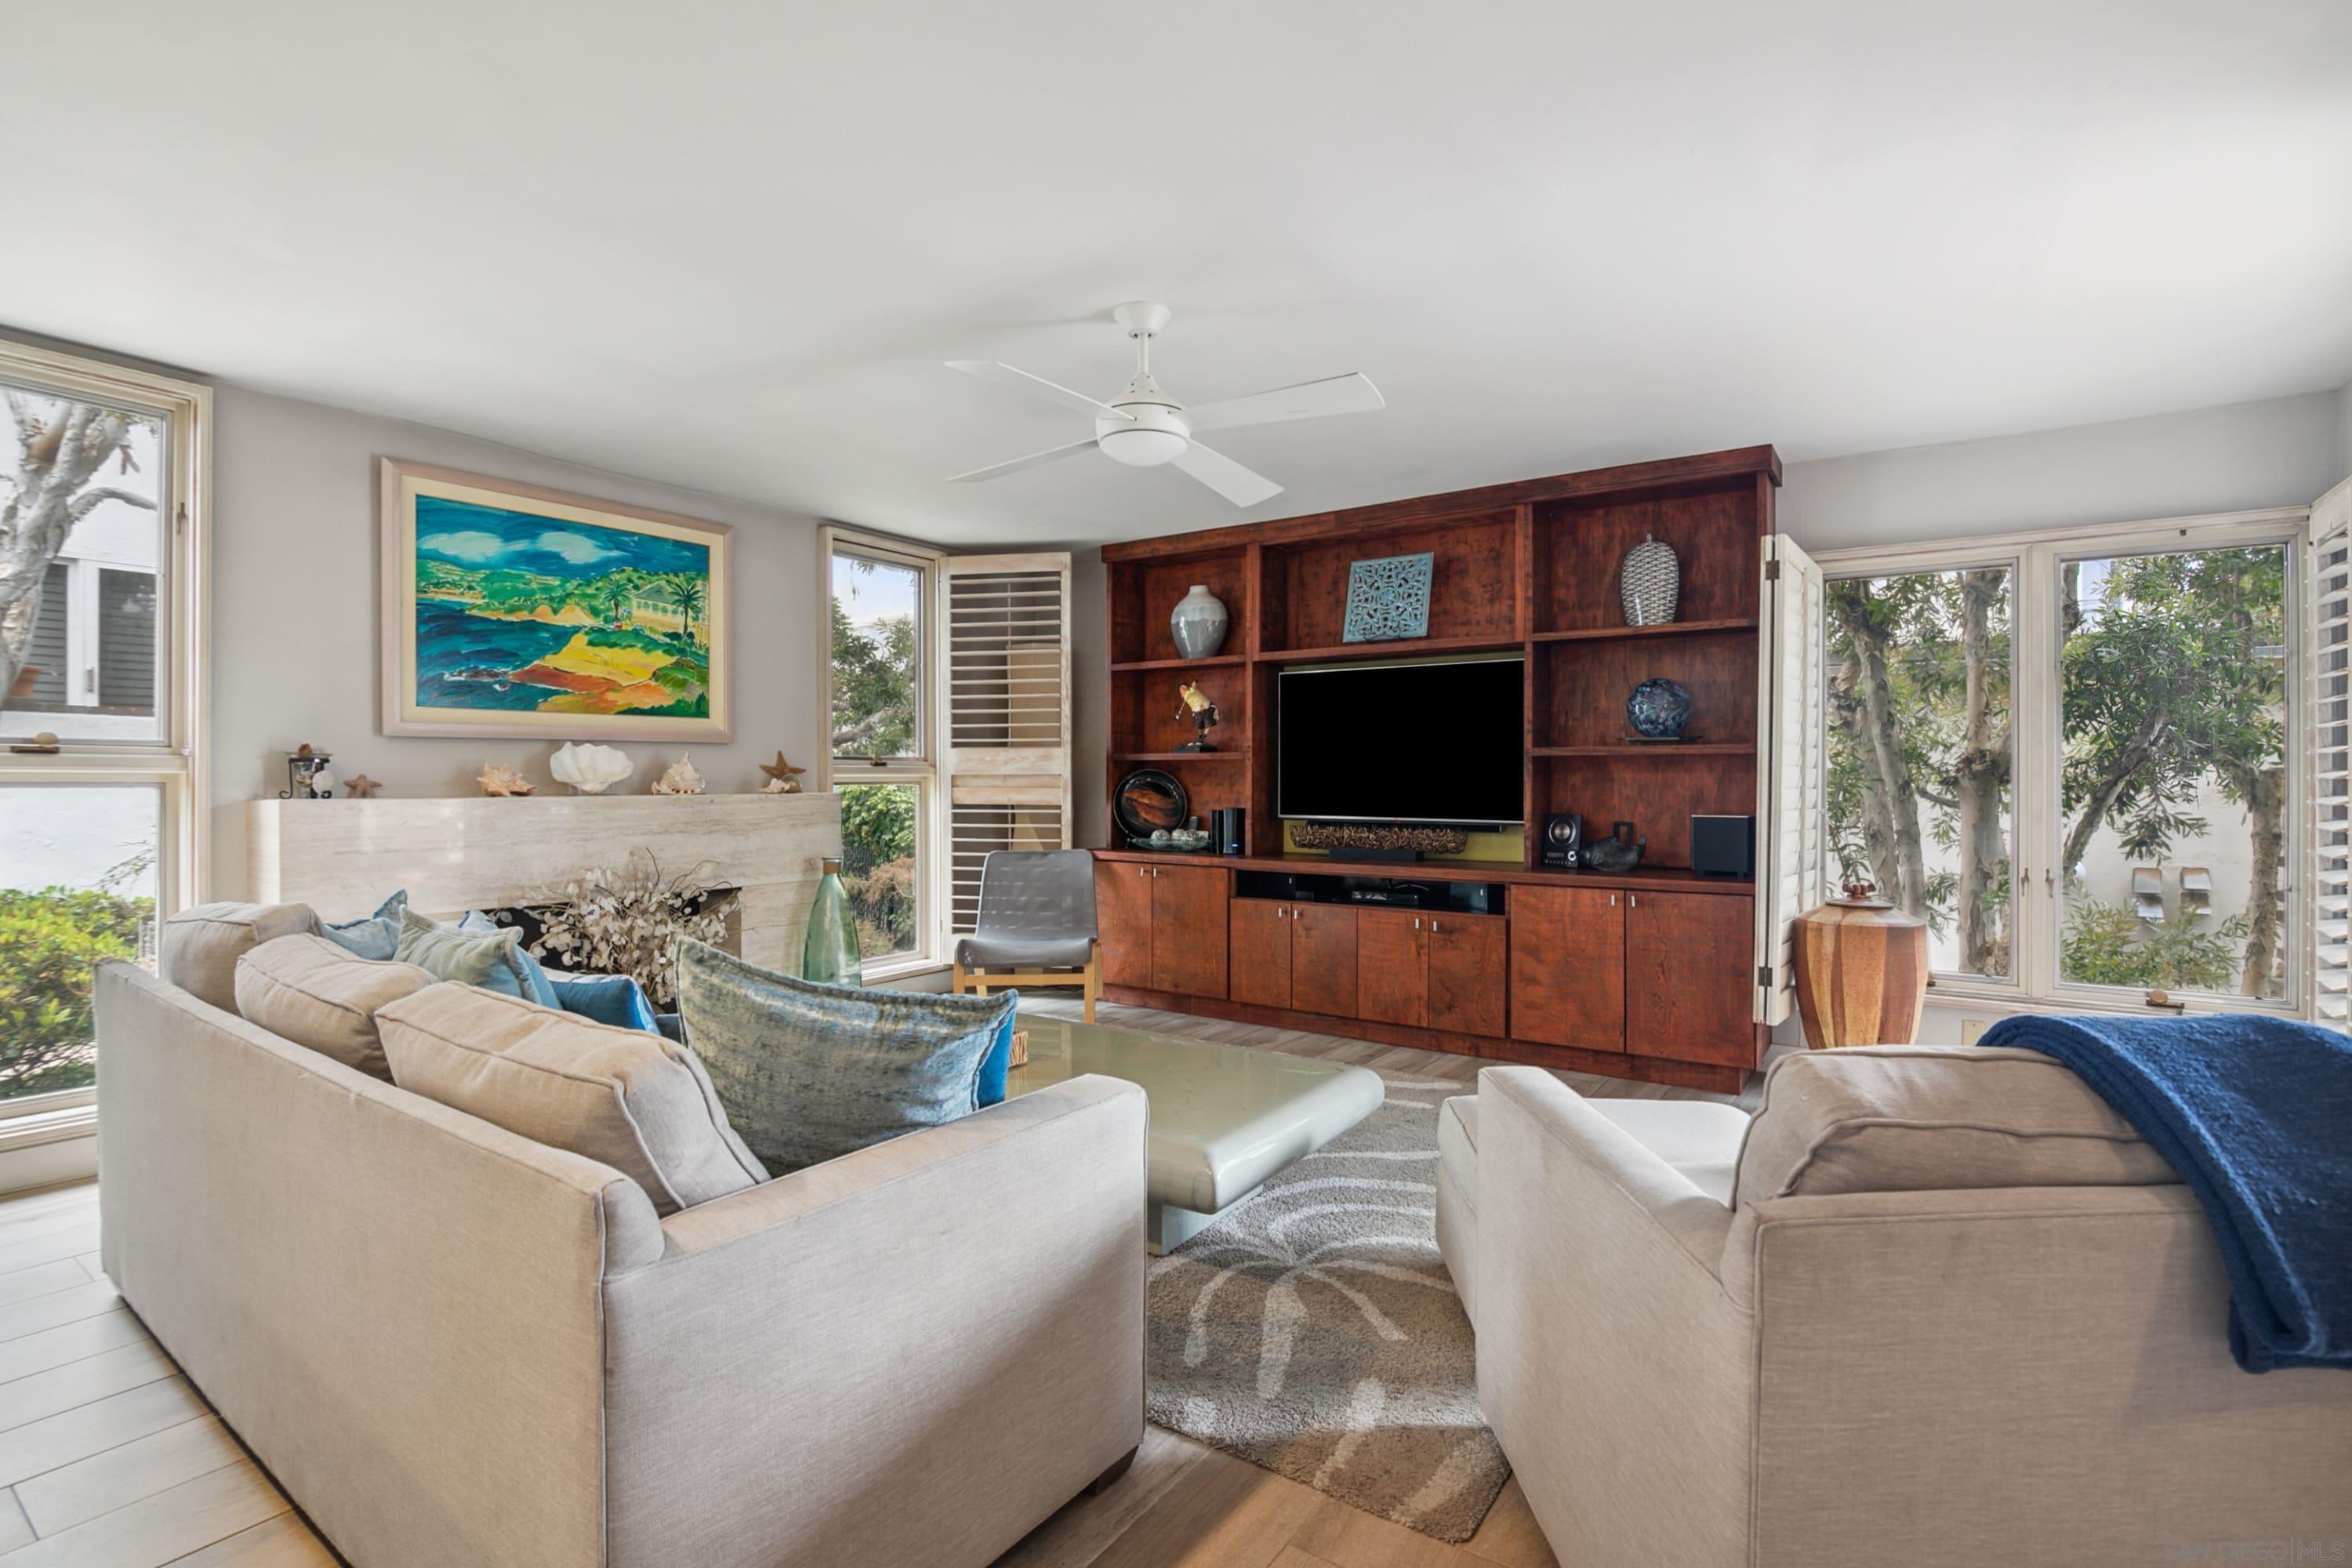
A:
[
  {"left": 1439, "top": 1049, "right": 2352, "bottom": 1567},
  {"left": 96, "top": 916, "right": 1149, "bottom": 1568}
]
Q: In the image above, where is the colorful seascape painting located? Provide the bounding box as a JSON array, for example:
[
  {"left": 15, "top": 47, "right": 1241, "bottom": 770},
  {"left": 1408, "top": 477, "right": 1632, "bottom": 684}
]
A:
[{"left": 379, "top": 461, "right": 730, "bottom": 739}]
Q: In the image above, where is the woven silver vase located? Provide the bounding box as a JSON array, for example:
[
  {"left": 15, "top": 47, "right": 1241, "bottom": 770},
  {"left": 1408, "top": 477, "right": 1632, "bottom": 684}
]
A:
[{"left": 1619, "top": 533, "right": 1680, "bottom": 626}]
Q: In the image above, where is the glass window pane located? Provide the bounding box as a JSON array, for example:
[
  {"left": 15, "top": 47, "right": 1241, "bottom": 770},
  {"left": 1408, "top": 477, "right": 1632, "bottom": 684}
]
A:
[
  {"left": 829, "top": 550, "right": 923, "bottom": 758},
  {"left": 2059, "top": 545, "right": 2290, "bottom": 1000},
  {"left": 1, "top": 383, "right": 168, "bottom": 745},
  {"left": 0, "top": 783, "right": 162, "bottom": 1103},
  {"left": 1826, "top": 567, "right": 2014, "bottom": 978},
  {"left": 837, "top": 782, "right": 919, "bottom": 962}
]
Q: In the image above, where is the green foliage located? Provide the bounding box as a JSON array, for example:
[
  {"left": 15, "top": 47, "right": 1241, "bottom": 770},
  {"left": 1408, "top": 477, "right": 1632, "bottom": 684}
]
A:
[
  {"left": 838, "top": 784, "right": 918, "bottom": 956},
  {"left": 829, "top": 587, "right": 918, "bottom": 757},
  {"left": 0, "top": 887, "right": 151, "bottom": 1098},
  {"left": 2060, "top": 899, "right": 2246, "bottom": 993}
]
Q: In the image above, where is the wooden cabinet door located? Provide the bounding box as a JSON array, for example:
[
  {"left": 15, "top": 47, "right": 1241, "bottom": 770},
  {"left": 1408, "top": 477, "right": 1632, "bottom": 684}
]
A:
[
  {"left": 1288, "top": 903, "right": 1359, "bottom": 1019},
  {"left": 1510, "top": 885, "right": 1625, "bottom": 1051},
  {"left": 1229, "top": 899, "right": 1291, "bottom": 1009},
  {"left": 1149, "top": 864, "right": 1229, "bottom": 999},
  {"left": 1096, "top": 860, "right": 1153, "bottom": 990},
  {"left": 1356, "top": 909, "right": 1429, "bottom": 1027},
  {"left": 1627, "top": 891, "right": 1757, "bottom": 1066},
  {"left": 1427, "top": 912, "right": 1507, "bottom": 1039}
]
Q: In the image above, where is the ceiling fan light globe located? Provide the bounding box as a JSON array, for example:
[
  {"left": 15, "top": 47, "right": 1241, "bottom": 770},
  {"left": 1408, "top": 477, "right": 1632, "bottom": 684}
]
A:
[{"left": 1099, "top": 426, "right": 1189, "bottom": 467}]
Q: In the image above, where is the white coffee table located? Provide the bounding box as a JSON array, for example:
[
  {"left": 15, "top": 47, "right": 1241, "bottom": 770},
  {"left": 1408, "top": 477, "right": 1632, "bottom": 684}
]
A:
[{"left": 1008, "top": 1014, "right": 1386, "bottom": 1252}]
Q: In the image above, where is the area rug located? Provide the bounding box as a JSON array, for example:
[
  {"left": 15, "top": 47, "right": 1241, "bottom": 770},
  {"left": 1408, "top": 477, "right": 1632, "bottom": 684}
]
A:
[{"left": 1145, "top": 1066, "right": 1507, "bottom": 1543}]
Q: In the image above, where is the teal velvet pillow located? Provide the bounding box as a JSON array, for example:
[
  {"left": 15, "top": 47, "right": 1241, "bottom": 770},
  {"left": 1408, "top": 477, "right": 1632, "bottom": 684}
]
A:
[
  {"left": 545, "top": 971, "right": 661, "bottom": 1033},
  {"left": 321, "top": 891, "right": 408, "bottom": 961},
  {"left": 459, "top": 910, "right": 561, "bottom": 1008},
  {"left": 676, "top": 938, "right": 1017, "bottom": 1174},
  {"left": 396, "top": 908, "right": 533, "bottom": 1000}
]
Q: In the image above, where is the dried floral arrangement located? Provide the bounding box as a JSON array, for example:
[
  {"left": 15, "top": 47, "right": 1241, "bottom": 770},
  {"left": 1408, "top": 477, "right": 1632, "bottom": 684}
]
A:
[{"left": 523, "top": 848, "right": 735, "bottom": 1008}]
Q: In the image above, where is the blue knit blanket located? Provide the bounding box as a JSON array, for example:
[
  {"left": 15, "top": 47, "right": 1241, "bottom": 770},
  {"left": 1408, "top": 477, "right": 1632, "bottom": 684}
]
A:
[{"left": 1980, "top": 1013, "right": 2352, "bottom": 1372}]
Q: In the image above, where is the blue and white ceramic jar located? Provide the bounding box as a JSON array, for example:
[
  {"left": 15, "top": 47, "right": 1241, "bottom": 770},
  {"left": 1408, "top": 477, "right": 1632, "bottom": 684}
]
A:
[{"left": 1627, "top": 677, "right": 1693, "bottom": 738}]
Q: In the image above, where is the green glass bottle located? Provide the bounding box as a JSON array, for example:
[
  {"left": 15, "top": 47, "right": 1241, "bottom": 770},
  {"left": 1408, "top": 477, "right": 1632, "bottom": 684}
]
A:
[{"left": 801, "top": 858, "right": 863, "bottom": 986}]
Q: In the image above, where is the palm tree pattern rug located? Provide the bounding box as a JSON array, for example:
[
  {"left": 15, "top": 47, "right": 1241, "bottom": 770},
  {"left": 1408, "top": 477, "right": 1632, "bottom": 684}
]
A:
[{"left": 1145, "top": 1067, "right": 1507, "bottom": 1542}]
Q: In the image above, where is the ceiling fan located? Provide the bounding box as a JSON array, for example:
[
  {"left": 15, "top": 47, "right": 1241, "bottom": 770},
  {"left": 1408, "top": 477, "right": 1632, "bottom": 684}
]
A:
[{"left": 945, "top": 301, "right": 1385, "bottom": 508}]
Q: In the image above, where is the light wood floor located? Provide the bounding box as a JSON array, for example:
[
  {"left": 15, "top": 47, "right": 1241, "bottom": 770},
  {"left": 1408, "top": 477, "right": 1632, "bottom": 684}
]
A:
[{"left": 0, "top": 999, "right": 1771, "bottom": 1568}]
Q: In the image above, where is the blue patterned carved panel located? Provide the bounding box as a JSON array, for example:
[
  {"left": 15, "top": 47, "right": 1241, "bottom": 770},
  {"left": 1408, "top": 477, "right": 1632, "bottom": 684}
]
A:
[{"left": 1341, "top": 552, "right": 1435, "bottom": 644}]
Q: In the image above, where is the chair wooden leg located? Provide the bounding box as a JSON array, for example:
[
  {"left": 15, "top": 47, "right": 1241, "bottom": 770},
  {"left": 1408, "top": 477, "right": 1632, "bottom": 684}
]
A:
[
  {"left": 1083, "top": 946, "right": 1098, "bottom": 1023},
  {"left": 951, "top": 960, "right": 967, "bottom": 996}
]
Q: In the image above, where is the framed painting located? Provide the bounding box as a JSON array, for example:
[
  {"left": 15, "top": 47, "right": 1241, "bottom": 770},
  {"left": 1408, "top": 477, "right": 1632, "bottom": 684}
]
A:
[{"left": 378, "top": 459, "right": 731, "bottom": 739}]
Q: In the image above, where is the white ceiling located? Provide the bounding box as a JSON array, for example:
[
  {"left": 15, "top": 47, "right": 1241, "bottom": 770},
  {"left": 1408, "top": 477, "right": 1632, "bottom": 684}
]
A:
[{"left": 6, "top": 2, "right": 2349, "bottom": 545}]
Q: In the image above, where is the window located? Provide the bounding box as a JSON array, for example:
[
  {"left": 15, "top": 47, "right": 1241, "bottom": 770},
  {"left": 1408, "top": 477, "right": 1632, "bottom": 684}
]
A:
[
  {"left": 1820, "top": 512, "right": 2305, "bottom": 1014},
  {"left": 823, "top": 532, "right": 936, "bottom": 973},
  {"left": 0, "top": 342, "right": 207, "bottom": 1131}
]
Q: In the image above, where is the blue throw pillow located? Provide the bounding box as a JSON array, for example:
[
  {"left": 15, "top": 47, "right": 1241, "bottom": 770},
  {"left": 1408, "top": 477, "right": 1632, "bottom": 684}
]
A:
[
  {"left": 458, "top": 909, "right": 561, "bottom": 1007},
  {"left": 397, "top": 909, "right": 535, "bottom": 1000},
  {"left": 321, "top": 891, "right": 408, "bottom": 961},
  {"left": 676, "top": 938, "right": 1018, "bottom": 1174},
  {"left": 546, "top": 971, "right": 661, "bottom": 1033},
  {"left": 977, "top": 1012, "right": 1015, "bottom": 1108}
]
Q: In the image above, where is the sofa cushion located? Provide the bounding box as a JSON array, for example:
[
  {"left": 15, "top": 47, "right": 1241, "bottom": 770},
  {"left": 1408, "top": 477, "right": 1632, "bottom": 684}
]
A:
[
  {"left": 396, "top": 908, "right": 535, "bottom": 1000},
  {"left": 321, "top": 891, "right": 408, "bottom": 961},
  {"left": 1446, "top": 1092, "right": 1747, "bottom": 1205},
  {"left": 1734, "top": 1044, "right": 2178, "bottom": 1206},
  {"left": 233, "top": 935, "right": 436, "bottom": 1080},
  {"left": 545, "top": 971, "right": 662, "bottom": 1033},
  {"left": 377, "top": 982, "right": 768, "bottom": 1215},
  {"left": 677, "top": 938, "right": 1017, "bottom": 1174},
  {"left": 459, "top": 910, "right": 561, "bottom": 1007},
  {"left": 159, "top": 901, "right": 321, "bottom": 1011}
]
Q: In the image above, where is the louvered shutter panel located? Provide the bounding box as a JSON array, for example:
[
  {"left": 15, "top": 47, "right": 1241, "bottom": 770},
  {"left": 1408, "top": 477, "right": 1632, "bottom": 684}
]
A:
[
  {"left": 2308, "top": 478, "right": 2350, "bottom": 1028},
  {"left": 942, "top": 553, "right": 1073, "bottom": 936},
  {"left": 98, "top": 568, "right": 158, "bottom": 712},
  {"left": 1755, "top": 532, "right": 1828, "bottom": 1024},
  {"left": 23, "top": 561, "right": 71, "bottom": 706}
]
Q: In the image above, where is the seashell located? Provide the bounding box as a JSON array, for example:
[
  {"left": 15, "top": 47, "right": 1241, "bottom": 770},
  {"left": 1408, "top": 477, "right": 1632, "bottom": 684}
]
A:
[
  {"left": 760, "top": 775, "right": 799, "bottom": 794},
  {"left": 308, "top": 771, "right": 336, "bottom": 797},
  {"left": 477, "top": 763, "right": 536, "bottom": 797},
  {"left": 550, "top": 742, "right": 632, "bottom": 795},
  {"left": 650, "top": 753, "right": 705, "bottom": 795}
]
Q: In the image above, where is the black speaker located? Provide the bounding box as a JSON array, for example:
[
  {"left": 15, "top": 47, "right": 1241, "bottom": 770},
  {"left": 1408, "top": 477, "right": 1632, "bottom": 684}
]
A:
[
  {"left": 1212, "top": 808, "right": 1245, "bottom": 855},
  {"left": 1691, "top": 814, "right": 1755, "bottom": 877},
  {"left": 1537, "top": 812, "right": 1584, "bottom": 869}
]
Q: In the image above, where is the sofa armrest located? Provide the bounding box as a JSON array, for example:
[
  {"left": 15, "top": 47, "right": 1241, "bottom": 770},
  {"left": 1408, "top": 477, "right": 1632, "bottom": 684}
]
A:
[
  {"left": 1473, "top": 1066, "right": 1752, "bottom": 1568},
  {"left": 598, "top": 1075, "right": 1148, "bottom": 1568}
]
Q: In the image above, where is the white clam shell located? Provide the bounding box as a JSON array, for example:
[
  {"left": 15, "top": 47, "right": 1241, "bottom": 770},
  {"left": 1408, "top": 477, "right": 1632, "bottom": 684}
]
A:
[{"left": 550, "top": 742, "right": 632, "bottom": 794}]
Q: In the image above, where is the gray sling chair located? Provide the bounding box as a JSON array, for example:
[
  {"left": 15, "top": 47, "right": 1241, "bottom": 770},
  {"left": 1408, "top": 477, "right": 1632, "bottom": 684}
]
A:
[{"left": 951, "top": 848, "right": 1102, "bottom": 1022}]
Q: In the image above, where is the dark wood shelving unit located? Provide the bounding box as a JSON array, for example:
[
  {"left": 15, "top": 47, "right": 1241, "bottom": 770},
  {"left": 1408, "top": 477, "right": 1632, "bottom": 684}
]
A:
[{"left": 1098, "top": 444, "right": 1781, "bottom": 1091}]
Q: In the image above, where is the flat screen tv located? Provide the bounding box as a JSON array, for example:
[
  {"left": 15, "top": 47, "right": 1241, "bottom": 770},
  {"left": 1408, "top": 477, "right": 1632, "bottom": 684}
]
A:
[{"left": 1279, "top": 656, "right": 1524, "bottom": 826}]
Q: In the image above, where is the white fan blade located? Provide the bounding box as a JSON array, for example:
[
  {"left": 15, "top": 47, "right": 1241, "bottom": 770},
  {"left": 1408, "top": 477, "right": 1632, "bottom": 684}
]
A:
[
  {"left": 949, "top": 437, "right": 1098, "bottom": 484},
  {"left": 1181, "top": 372, "right": 1384, "bottom": 434},
  {"left": 1171, "top": 441, "right": 1283, "bottom": 507},
  {"left": 946, "top": 360, "right": 1134, "bottom": 422}
]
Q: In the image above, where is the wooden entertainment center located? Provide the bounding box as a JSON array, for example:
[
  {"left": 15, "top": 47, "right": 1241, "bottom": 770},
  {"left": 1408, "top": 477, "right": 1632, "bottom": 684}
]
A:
[{"left": 1094, "top": 445, "right": 1786, "bottom": 1093}]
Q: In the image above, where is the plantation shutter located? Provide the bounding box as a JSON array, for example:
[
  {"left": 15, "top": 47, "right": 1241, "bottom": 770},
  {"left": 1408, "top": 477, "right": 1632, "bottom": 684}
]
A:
[
  {"left": 1755, "top": 532, "right": 1828, "bottom": 1025},
  {"left": 24, "top": 561, "right": 70, "bottom": 706},
  {"left": 2307, "top": 477, "right": 2351, "bottom": 1029},
  {"left": 940, "top": 553, "right": 1073, "bottom": 937},
  {"left": 97, "top": 568, "right": 158, "bottom": 712}
]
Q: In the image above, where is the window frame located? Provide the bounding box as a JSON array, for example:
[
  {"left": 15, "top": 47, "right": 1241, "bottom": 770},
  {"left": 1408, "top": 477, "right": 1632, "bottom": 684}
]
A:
[
  {"left": 818, "top": 526, "right": 944, "bottom": 978},
  {"left": 0, "top": 339, "right": 210, "bottom": 1129},
  {"left": 1816, "top": 505, "right": 2308, "bottom": 1018}
]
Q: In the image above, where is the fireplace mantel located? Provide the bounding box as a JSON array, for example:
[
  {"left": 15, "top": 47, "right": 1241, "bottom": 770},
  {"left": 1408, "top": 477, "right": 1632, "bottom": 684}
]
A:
[{"left": 246, "top": 793, "right": 843, "bottom": 975}]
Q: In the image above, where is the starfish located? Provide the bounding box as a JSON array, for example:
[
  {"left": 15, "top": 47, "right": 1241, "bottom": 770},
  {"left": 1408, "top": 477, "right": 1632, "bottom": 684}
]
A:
[
  {"left": 759, "top": 750, "right": 806, "bottom": 786},
  {"left": 344, "top": 774, "right": 382, "bottom": 799}
]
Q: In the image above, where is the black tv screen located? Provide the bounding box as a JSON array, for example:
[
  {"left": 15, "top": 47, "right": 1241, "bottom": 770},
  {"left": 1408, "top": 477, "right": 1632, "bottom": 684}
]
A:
[{"left": 1279, "top": 657, "right": 1524, "bottom": 826}]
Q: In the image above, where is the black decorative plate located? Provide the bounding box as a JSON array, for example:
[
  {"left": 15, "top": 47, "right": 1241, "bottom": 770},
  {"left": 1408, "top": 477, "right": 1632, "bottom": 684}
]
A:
[{"left": 1113, "top": 768, "right": 1189, "bottom": 839}]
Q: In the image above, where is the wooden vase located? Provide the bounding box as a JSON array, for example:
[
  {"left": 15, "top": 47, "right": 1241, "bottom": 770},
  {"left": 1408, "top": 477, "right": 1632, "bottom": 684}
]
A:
[{"left": 1793, "top": 899, "right": 1929, "bottom": 1049}]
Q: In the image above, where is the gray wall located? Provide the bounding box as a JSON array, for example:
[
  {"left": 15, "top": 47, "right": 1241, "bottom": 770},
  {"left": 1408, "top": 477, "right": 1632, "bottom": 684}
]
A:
[{"left": 209, "top": 386, "right": 829, "bottom": 898}]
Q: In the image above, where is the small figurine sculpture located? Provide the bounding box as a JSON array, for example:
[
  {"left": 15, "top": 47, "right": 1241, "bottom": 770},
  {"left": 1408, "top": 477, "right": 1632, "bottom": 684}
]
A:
[
  {"left": 759, "top": 750, "right": 806, "bottom": 793},
  {"left": 1174, "top": 681, "right": 1220, "bottom": 753},
  {"left": 652, "top": 753, "right": 706, "bottom": 795},
  {"left": 281, "top": 744, "right": 334, "bottom": 799},
  {"left": 477, "top": 763, "right": 536, "bottom": 797}
]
